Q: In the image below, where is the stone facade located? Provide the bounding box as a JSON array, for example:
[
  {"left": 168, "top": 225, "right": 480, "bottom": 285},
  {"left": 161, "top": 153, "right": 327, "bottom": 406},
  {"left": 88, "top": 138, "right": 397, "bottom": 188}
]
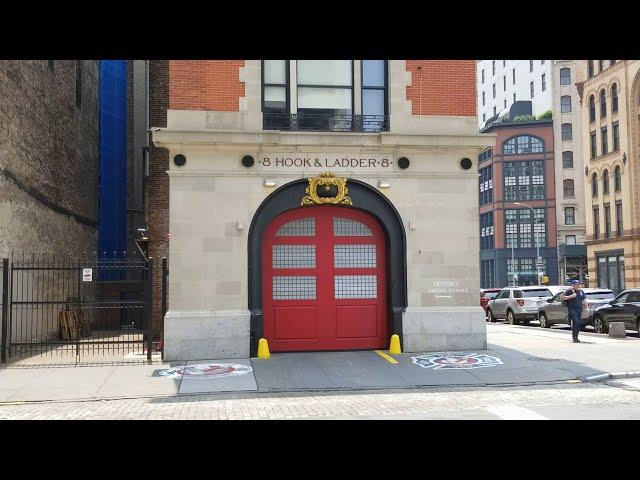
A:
[
  {"left": 551, "top": 60, "right": 588, "bottom": 284},
  {"left": 152, "top": 60, "right": 494, "bottom": 360},
  {"left": 577, "top": 60, "right": 640, "bottom": 291},
  {"left": 0, "top": 60, "right": 100, "bottom": 257}
]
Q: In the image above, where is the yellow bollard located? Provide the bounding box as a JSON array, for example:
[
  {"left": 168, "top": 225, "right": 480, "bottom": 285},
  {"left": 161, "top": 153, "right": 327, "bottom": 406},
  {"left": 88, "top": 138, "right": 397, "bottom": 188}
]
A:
[
  {"left": 257, "top": 338, "right": 271, "bottom": 359},
  {"left": 389, "top": 334, "right": 402, "bottom": 355}
]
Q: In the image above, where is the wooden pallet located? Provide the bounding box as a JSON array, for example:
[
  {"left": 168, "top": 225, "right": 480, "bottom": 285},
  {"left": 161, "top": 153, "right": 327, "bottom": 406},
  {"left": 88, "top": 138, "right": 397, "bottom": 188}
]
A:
[{"left": 58, "top": 310, "right": 90, "bottom": 340}]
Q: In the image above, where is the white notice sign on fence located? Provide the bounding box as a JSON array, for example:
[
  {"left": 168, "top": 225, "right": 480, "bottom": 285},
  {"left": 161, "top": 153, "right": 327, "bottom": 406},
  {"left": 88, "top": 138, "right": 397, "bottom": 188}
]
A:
[{"left": 82, "top": 268, "right": 93, "bottom": 282}]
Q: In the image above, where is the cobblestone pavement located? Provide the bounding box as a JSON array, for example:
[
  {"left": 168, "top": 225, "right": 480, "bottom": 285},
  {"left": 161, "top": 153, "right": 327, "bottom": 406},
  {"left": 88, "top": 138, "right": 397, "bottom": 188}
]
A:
[{"left": 1, "top": 382, "right": 639, "bottom": 420}]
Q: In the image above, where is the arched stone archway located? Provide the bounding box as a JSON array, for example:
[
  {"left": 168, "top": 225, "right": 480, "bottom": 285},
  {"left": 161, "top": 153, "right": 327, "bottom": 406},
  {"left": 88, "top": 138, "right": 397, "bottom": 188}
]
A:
[{"left": 247, "top": 177, "right": 407, "bottom": 356}]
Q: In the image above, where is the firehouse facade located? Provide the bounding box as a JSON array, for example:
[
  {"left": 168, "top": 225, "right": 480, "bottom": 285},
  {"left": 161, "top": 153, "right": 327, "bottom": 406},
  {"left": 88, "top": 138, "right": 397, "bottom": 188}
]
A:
[{"left": 152, "top": 60, "right": 494, "bottom": 360}]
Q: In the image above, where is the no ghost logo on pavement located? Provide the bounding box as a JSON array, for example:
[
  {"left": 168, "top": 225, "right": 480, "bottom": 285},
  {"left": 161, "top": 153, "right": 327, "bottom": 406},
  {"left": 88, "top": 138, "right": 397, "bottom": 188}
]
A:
[{"left": 411, "top": 352, "right": 503, "bottom": 370}]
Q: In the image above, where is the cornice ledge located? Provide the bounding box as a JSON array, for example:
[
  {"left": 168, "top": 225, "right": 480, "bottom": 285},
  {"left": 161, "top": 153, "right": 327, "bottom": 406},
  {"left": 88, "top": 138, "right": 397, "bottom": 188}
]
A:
[{"left": 152, "top": 128, "right": 495, "bottom": 149}]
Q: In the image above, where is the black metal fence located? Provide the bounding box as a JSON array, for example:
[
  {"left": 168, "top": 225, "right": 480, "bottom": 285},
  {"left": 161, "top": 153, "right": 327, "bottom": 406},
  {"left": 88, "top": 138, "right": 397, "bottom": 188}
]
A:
[
  {"left": 0, "top": 253, "right": 157, "bottom": 364},
  {"left": 263, "top": 113, "right": 389, "bottom": 133}
]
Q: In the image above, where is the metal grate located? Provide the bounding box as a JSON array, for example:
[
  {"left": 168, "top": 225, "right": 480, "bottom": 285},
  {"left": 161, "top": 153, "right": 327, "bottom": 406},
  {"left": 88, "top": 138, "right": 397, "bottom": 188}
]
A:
[
  {"left": 273, "top": 276, "right": 316, "bottom": 300},
  {"left": 276, "top": 218, "right": 315, "bottom": 237},
  {"left": 335, "top": 275, "right": 377, "bottom": 299},
  {"left": 273, "top": 245, "right": 316, "bottom": 269},
  {"left": 334, "top": 244, "right": 376, "bottom": 268},
  {"left": 333, "top": 218, "right": 372, "bottom": 237}
]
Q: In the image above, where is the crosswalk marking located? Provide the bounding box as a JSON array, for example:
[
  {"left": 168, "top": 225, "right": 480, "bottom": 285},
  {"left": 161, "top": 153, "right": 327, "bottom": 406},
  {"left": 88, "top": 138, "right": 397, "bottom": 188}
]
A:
[{"left": 486, "top": 405, "right": 548, "bottom": 420}]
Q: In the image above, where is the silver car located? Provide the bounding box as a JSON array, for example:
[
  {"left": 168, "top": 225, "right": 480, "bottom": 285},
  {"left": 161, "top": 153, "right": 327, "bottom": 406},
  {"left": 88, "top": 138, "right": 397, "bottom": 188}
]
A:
[
  {"left": 537, "top": 288, "right": 615, "bottom": 328},
  {"left": 487, "top": 286, "right": 556, "bottom": 325}
]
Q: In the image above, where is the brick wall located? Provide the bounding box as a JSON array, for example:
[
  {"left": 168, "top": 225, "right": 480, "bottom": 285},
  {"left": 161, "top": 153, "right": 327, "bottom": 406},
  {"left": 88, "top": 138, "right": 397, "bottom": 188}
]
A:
[
  {"left": 406, "top": 60, "right": 476, "bottom": 116},
  {"left": 0, "top": 60, "right": 99, "bottom": 256},
  {"left": 169, "top": 60, "right": 245, "bottom": 111},
  {"left": 148, "top": 60, "right": 170, "bottom": 338}
]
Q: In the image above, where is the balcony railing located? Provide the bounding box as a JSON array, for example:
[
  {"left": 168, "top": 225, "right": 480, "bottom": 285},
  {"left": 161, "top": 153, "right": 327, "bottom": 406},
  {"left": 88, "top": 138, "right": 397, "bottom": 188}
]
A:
[{"left": 263, "top": 113, "right": 389, "bottom": 133}]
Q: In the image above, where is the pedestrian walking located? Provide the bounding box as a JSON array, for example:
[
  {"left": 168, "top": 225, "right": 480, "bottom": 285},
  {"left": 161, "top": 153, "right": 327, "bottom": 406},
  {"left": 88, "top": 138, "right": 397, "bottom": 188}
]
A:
[{"left": 562, "top": 279, "right": 587, "bottom": 343}]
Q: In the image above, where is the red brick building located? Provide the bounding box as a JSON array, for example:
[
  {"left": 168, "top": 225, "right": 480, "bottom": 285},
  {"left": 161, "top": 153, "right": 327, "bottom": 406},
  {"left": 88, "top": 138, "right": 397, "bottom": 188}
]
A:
[{"left": 479, "top": 102, "right": 558, "bottom": 288}]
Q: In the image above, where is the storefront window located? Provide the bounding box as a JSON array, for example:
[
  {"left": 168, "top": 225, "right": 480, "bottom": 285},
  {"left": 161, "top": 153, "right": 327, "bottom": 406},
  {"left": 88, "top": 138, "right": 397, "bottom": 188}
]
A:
[{"left": 597, "top": 252, "right": 625, "bottom": 293}]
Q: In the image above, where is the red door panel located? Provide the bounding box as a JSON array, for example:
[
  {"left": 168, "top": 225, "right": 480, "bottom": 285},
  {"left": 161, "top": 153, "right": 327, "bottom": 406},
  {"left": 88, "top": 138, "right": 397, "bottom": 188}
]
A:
[
  {"left": 274, "top": 306, "right": 317, "bottom": 339},
  {"left": 335, "top": 305, "right": 378, "bottom": 338},
  {"left": 263, "top": 205, "right": 387, "bottom": 352}
]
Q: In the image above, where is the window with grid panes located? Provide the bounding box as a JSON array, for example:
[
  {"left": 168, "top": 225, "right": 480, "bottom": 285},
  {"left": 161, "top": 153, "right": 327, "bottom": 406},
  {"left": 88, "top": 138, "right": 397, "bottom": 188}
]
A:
[
  {"left": 562, "top": 151, "right": 573, "bottom": 168},
  {"left": 502, "top": 135, "right": 544, "bottom": 155},
  {"left": 562, "top": 123, "right": 572, "bottom": 141},
  {"left": 480, "top": 212, "right": 494, "bottom": 250},
  {"left": 589, "top": 95, "right": 596, "bottom": 122},
  {"left": 563, "top": 179, "right": 575, "bottom": 198},
  {"left": 565, "top": 207, "right": 575, "bottom": 225},
  {"left": 505, "top": 208, "right": 546, "bottom": 248},
  {"left": 601, "top": 127, "right": 608, "bottom": 155},
  {"left": 560, "top": 68, "right": 571, "bottom": 85},
  {"left": 614, "top": 166, "right": 621, "bottom": 192},
  {"left": 479, "top": 166, "right": 493, "bottom": 205},
  {"left": 612, "top": 84, "right": 618, "bottom": 112},
  {"left": 590, "top": 132, "right": 597, "bottom": 158},
  {"left": 503, "top": 160, "right": 544, "bottom": 201},
  {"left": 616, "top": 201, "right": 623, "bottom": 236},
  {"left": 613, "top": 122, "right": 620, "bottom": 151},
  {"left": 600, "top": 90, "right": 607, "bottom": 118},
  {"left": 561, "top": 95, "right": 571, "bottom": 113}
]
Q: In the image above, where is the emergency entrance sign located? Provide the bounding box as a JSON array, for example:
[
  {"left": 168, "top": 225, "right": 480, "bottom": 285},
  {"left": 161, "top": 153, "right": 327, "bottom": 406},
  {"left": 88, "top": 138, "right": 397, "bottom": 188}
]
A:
[{"left": 82, "top": 268, "right": 93, "bottom": 282}]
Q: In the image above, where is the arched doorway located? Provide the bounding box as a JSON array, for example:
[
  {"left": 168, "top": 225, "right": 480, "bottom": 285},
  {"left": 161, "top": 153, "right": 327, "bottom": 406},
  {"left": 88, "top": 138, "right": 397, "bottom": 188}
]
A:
[
  {"left": 248, "top": 177, "right": 407, "bottom": 356},
  {"left": 263, "top": 205, "right": 387, "bottom": 351}
]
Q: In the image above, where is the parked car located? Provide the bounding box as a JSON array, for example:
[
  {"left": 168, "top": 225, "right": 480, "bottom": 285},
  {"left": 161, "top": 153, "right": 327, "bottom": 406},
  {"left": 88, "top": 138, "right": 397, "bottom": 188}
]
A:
[
  {"left": 486, "top": 286, "right": 555, "bottom": 325},
  {"left": 481, "top": 288, "right": 501, "bottom": 315},
  {"left": 538, "top": 288, "right": 615, "bottom": 329},
  {"left": 591, "top": 289, "right": 640, "bottom": 334}
]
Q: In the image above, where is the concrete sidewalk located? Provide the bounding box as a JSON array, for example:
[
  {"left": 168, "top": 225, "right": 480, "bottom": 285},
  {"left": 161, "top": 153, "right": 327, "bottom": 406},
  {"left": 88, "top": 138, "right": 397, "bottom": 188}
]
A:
[{"left": 1, "top": 322, "right": 639, "bottom": 403}]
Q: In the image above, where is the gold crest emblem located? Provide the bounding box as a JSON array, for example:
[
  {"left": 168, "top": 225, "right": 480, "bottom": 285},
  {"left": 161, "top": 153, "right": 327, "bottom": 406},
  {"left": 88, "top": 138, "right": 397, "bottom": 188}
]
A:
[{"left": 301, "top": 172, "right": 352, "bottom": 206}]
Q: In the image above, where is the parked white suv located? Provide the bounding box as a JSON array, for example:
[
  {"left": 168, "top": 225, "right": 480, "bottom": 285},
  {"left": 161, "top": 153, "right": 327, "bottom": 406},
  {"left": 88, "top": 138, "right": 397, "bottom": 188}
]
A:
[{"left": 486, "top": 286, "right": 557, "bottom": 325}]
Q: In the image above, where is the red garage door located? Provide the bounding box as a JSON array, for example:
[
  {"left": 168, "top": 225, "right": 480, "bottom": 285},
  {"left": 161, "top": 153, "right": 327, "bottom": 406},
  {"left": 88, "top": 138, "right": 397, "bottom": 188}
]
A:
[{"left": 263, "top": 205, "right": 387, "bottom": 352}]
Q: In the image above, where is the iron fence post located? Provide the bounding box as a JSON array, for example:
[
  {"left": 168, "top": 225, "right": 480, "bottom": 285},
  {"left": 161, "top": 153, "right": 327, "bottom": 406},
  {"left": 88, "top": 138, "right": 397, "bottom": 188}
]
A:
[
  {"left": 146, "top": 257, "right": 153, "bottom": 361},
  {"left": 161, "top": 257, "right": 167, "bottom": 361},
  {"left": 1, "top": 258, "right": 9, "bottom": 364}
]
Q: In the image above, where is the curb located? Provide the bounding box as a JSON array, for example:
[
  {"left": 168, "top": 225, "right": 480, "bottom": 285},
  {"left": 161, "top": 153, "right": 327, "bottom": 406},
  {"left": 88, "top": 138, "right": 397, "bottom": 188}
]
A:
[{"left": 582, "top": 371, "right": 640, "bottom": 383}]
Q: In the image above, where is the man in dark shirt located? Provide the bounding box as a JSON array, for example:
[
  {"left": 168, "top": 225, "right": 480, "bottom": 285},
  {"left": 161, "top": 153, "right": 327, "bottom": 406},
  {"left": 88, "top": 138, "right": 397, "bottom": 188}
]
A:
[{"left": 562, "top": 279, "right": 587, "bottom": 343}]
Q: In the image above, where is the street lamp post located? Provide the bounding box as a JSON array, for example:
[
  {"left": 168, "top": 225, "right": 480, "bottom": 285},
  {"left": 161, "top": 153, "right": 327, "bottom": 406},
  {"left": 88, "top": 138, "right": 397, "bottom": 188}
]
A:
[{"left": 514, "top": 202, "right": 542, "bottom": 285}]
